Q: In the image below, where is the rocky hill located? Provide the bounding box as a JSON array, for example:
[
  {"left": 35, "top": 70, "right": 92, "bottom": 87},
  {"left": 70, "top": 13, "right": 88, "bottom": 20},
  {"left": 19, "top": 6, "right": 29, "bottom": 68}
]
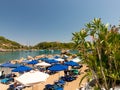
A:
[{"left": 0, "top": 36, "right": 23, "bottom": 50}]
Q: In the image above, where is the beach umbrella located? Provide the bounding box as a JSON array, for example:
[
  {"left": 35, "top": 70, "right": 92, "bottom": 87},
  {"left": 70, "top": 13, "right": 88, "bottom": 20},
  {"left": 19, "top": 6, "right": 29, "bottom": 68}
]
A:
[
  {"left": 7, "top": 63, "right": 21, "bottom": 68},
  {"left": 62, "top": 55, "right": 69, "bottom": 59},
  {"left": 35, "top": 62, "right": 51, "bottom": 67},
  {"left": 54, "top": 55, "right": 60, "bottom": 59},
  {"left": 72, "top": 57, "right": 81, "bottom": 63},
  {"left": 0, "top": 62, "right": 21, "bottom": 68},
  {"left": 0, "top": 62, "right": 13, "bottom": 67},
  {"left": 45, "top": 59, "right": 58, "bottom": 64},
  {"left": 48, "top": 64, "right": 68, "bottom": 80},
  {"left": 64, "top": 61, "right": 79, "bottom": 66},
  {"left": 48, "top": 64, "right": 68, "bottom": 71},
  {"left": 21, "top": 60, "right": 31, "bottom": 63},
  {"left": 27, "top": 60, "right": 39, "bottom": 65},
  {"left": 15, "top": 71, "right": 49, "bottom": 85},
  {"left": 55, "top": 58, "right": 64, "bottom": 62},
  {"left": 12, "top": 66, "right": 32, "bottom": 73}
]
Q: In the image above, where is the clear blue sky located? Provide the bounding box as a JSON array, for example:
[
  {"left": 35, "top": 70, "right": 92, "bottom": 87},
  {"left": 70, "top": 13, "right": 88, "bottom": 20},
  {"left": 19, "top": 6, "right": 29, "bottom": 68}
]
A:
[{"left": 0, "top": 0, "right": 120, "bottom": 45}]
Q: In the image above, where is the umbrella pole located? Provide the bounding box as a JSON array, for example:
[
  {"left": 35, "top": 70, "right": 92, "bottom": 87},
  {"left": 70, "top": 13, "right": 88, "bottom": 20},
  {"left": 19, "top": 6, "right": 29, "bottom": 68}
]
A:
[
  {"left": 32, "top": 85, "right": 33, "bottom": 90},
  {"left": 58, "top": 71, "right": 62, "bottom": 79},
  {"left": 58, "top": 72, "right": 60, "bottom": 80}
]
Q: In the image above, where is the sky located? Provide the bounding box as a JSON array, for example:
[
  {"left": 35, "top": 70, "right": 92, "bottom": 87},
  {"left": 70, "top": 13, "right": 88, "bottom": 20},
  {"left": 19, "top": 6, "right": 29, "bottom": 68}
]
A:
[{"left": 0, "top": 0, "right": 120, "bottom": 46}]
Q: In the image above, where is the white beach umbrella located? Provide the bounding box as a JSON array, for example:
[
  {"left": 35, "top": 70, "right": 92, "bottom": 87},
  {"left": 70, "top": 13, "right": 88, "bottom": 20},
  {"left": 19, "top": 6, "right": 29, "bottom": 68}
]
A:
[
  {"left": 55, "top": 58, "right": 64, "bottom": 62},
  {"left": 35, "top": 62, "right": 51, "bottom": 67},
  {"left": 72, "top": 57, "right": 81, "bottom": 63},
  {"left": 15, "top": 70, "right": 49, "bottom": 86}
]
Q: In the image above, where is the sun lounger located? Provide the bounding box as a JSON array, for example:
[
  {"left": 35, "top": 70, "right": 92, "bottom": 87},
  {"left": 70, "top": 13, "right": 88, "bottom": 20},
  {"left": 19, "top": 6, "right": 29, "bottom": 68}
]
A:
[
  {"left": 1, "top": 78, "right": 14, "bottom": 84},
  {"left": 8, "top": 84, "right": 25, "bottom": 90},
  {"left": 44, "top": 84, "right": 54, "bottom": 90},
  {"left": 45, "top": 84, "right": 64, "bottom": 90},
  {"left": 54, "top": 79, "right": 65, "bottom": 87},
  {"left": 53, "top": 84, "right": 63, "bottom": 90},
  {"left": 60, "top": 76, "right": 75, "bottom": 82},
  {"left": 5, "top": 74, "right": 12, "bottom": 78}
]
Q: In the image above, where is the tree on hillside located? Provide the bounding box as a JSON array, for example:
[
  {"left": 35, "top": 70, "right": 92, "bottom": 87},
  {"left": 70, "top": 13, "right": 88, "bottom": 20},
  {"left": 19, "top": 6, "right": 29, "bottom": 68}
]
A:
[
  {"left": 33, "top": 42, "right": 75, "bottom": 50},
  {"left": 72, "top": 18, "right": 120, "bottom": 89}
]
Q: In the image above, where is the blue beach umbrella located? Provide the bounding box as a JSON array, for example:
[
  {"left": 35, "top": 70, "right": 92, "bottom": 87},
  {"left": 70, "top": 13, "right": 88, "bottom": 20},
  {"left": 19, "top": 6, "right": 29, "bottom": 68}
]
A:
[
  {"left": 7, "top": 63, "right": 21, "bottom": 68},
  {"left": 12, "top": 66, "right": 32, "bottom": 73},
  {"left": 48, "top": 64, "right": 68, "bottom": 71},
  {"left": 0, "top": 62, "right": 12, "bottom": 67},
  {"left": 0, "top": 62, "right": 21, "bottom": 68},
  {"left": 64, "top": 61, "right": 79, "bottom": 66},
  {"left": 45, "top": 59, "right": 58, "bottom": 64},
  {"left": 27, "top": 60, "right": 39, "bottom": 65},
  {"left": 54, "top": 55, "right": 60, "bottom": 59}
]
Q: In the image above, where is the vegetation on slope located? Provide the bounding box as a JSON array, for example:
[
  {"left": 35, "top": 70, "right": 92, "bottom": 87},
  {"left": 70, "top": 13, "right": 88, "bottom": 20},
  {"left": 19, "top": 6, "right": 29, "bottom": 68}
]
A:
[
  {"left": 0, "top": 36, "right": 75, "bottom": 50},
  {"left": 0, "top": 36, "right": 23, "bottom": 49},
  {"left": 72, "top": 18, "right": 120, "bottom": 89},
  {"left": 33, "top": 42, "right": 75, "bottom": 50}
]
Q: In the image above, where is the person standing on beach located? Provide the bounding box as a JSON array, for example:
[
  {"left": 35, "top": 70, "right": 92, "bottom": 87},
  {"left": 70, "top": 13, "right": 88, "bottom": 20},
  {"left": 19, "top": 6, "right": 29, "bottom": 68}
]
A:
[{"left": 0, "top": 71, "right": 5, "bottom": 78}]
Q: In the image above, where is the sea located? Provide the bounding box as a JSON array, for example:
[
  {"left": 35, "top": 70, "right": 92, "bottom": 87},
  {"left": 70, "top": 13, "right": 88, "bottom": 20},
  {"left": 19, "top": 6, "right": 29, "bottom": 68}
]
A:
[{"left": 0, "top": 50, "right": 78, "bottom": 63}]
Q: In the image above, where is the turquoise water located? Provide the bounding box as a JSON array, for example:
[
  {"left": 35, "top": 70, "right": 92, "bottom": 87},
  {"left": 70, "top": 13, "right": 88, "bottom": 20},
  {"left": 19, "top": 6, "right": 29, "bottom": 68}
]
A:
[{"left": 0, "top": 50, "right": 78, "bottom": 63}]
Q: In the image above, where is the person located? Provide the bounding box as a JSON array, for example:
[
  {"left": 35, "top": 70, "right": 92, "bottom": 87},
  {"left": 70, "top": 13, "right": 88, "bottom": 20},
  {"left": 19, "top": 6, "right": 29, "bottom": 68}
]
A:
[
  {"left": 2, "top": 71, "right": 4, "bottom": 75},
  {"left": 12, "top": 73, "right": 17, "bottom": 77},
  {"left": 0, "top": 71, "right": 5, "bottom": 78},
  {"left": 0, "top": 71, "right": 2, "bottom": 77},
  {"left": 64, "top": 70, "right": 70, "bottom": 76},
  {"left": 14, "top": 82, "right": 17, "bottom": 88},
  {"left": 64, "top": 70, "right": 67, "bottom": 76},
  {"left": 14, "top": 87, "right": 21, "bottom": 90}
]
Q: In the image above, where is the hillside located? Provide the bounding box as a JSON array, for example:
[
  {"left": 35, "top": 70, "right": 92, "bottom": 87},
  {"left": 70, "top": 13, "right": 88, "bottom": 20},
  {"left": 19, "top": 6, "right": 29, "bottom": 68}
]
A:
[
  {"left": 0, "top": 36, "right": 76, "bottom": 50},
  {"left": 33, "top": 41, "right": 75, "bottom": 50},
  {"left": 0, "top": 36, "right": 23, "bottom": 50}
]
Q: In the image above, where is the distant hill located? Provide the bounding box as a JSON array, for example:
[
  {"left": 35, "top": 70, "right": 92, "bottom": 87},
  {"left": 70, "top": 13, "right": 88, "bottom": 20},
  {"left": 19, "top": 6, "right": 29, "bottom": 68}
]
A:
[
  {"left": 33, "top": 41, "right": 75, "bottom": 50},
  {"left": 0, "top": 36, "right": 23, "bottom": 50},
  {"left": 0, "top": 36, "right": 76, "bottom": 50}
]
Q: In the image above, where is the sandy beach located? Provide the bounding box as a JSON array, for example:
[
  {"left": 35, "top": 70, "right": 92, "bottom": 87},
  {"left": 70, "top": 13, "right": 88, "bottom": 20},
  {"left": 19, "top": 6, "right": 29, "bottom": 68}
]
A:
[{"left": 0, "top": 64, "right": 88, "bottom": 90}]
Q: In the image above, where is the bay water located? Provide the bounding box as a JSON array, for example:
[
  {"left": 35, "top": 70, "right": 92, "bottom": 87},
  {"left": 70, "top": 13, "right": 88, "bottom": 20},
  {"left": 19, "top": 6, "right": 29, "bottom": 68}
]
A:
[{"left": 0, "top": 50, "right": 78, "bottom": 63}]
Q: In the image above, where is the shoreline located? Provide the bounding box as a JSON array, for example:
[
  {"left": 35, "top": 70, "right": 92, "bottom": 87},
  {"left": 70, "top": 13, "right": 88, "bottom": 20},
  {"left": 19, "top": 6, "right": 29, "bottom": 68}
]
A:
[
  {"left": 0, "top": 49, "right": 77, "bottom": 64},
  {"left": 0, "top": 48, "right": 58, "bottom": 51}
]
